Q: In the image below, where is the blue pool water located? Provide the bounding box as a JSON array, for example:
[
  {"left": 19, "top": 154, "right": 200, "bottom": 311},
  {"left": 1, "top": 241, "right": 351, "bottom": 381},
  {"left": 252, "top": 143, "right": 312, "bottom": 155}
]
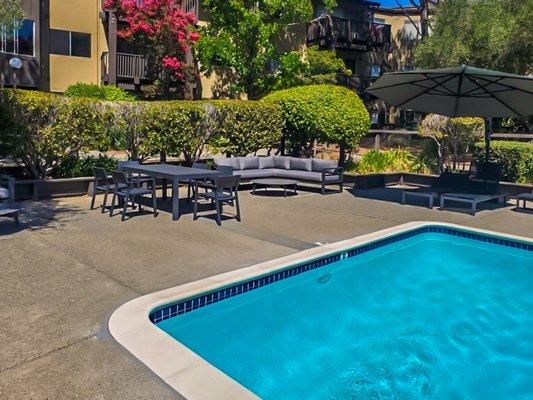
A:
[{"left": 157, "top": 232, "right": 533, "bottom": 399}]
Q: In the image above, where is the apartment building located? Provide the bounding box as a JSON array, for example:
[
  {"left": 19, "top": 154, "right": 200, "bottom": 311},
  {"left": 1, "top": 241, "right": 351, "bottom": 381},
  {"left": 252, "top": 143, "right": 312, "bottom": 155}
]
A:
[{"left": 1, "top": 0, "right": 391, "bottom": 99}]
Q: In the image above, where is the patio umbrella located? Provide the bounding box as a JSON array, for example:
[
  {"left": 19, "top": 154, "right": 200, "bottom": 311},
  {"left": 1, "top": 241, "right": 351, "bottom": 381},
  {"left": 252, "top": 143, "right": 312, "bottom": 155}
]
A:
[{"left": 366, "top": 65, "right": 533, "bottom": 160}]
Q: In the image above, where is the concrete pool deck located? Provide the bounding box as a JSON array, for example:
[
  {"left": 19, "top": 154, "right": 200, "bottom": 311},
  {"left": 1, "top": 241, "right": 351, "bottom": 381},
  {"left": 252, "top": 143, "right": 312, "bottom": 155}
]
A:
[{"left": 1, "top": 186, "right": 532, "bottom": 399}]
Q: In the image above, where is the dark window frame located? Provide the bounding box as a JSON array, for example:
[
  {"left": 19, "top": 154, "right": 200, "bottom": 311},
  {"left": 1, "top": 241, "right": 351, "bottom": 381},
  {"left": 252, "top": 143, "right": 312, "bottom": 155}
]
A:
[
  {"left": 0, "top": 19, "right": 35, "bottom": 57},
  {"left": 50, "top": 29, "right": 91, "bottom": 58}
]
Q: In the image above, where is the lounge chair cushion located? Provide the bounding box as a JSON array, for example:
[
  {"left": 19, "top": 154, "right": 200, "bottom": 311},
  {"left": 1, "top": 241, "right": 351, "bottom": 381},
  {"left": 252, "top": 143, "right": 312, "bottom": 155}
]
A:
[
  {"left": 0, "top": 186, "right": 10, "bottom": 200},
  {"left": 215, "top": 157, "right": 242, "bottom": 171},
  {"left": 311, "top": 158, "right": 338, "bottom": 172},
  {"left": 290, "top": 157, "right": 312, "bottom": 172},
  {"left": 239, "top": 156, "right": 260, "bottom": 170},
  {"left": 273, "top": 156, "right": 290, "bottom": 170},
  {"left": 258, "top": 156, "right": 275, "bottom": 169}
]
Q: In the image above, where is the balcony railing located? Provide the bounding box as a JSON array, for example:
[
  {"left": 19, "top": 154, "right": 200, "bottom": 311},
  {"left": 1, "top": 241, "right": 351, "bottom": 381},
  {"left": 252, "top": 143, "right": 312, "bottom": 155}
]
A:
[
  {"left": 101, "top": 52, "right": 154, "bottom": 85},
  {"left": 307, "top": 15, "right": 391, "bottom": 51},
  {"left": 336, "top": 73, "right": 372, "bottom": 94},
  {"left": 102, "top": 0, "right": 199, "bottom": 18}
]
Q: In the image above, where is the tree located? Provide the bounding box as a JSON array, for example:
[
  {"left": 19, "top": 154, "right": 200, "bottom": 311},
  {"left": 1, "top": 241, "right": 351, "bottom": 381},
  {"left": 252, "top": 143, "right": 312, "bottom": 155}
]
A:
[
  {"left": 419, "top": 114, "right": 484, "bottom": 172},
  {"left": 197, "top": 0, "right": 336, "bottom": 99},
  {"left": 0, "top": 0, "right": 24, "bottom": 32},
  {"left": 274, "top": 45, "right": 351, "bottom": 90},
  {"left": 263, "top": 84, "right": 370, "bottom": 164},
  {"left": 104, "top": 0, "right": 199, "bottom": 98},
  {"left": 414, "top": 0, "right": 533, "bottom": 75}
]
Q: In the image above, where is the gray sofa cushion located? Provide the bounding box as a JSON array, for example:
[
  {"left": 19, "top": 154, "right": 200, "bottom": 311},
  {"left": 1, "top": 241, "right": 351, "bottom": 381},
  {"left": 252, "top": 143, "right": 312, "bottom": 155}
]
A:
[
  {"left": 311, "top": 158, "right": 338, "bottom": 172},
  {"left": 235, "top": 169, "right": 277, "bottom": 179},
  {"left": 0, "top": 186, "right": 9, "bottom": 200},
  {"left": 239, "top": 156, "right": 260, "bottom": 170},
  {"left": 259, "top": 156, "right": 275, "bottom": 169},
  {"left": 215, "top": 157, "right": 242, "bottom": 171},
  {"left": 276, "top": 170, "right": 340, "bottom": 182},
  {"left": 290, "top": 157, "right": 312, "bottom": 171},
  {"left": 273, "top": 156, "right": 290, "bottom": 170}
]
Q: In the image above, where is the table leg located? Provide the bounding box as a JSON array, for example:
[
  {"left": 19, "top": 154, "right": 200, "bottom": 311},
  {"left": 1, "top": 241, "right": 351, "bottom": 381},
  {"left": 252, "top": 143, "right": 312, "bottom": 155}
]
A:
[
  {"left": 284, "top": 186, "right": 287, "bottom": 198},
  {"left": 252, "top": 183, "right": 256, "bottom": 194},
  {"left": 162, "top": 178, "right": 168, "bottom": 200},
  {"left": 172, "top": 178, "right": 180, "bottom": 221}
]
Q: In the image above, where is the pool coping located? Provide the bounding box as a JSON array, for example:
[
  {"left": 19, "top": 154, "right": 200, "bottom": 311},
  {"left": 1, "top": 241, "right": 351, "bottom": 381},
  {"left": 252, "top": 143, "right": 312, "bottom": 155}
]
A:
[{"left": 108, "top": 221, "right": 532, "bottom": 400}]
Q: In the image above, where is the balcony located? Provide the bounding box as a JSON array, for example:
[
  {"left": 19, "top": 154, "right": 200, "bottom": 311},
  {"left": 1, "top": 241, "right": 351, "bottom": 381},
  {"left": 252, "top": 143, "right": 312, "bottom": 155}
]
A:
[
  {"left": 336, "top": 73, "right": 372, "bottom": 95},
  {"left": 102, "top": 0, "right": 199, "bottom": 19},
  {"left": 101, "top": 52, "right": 154, "bottom": 86},
  {"left": 307, "top": 15, "right": 391, "bottom": 51}
]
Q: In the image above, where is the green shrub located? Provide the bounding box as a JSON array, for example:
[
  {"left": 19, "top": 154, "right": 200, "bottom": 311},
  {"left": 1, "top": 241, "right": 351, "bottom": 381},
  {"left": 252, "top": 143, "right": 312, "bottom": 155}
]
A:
[
  {"left": 64, "top": 83, "right": 136, "bottom": 101},
  {"left": 262, "top": 84, "right": 370, "bottom": 162},
  {"left": 348, "top": 148, "right": 432, "bottom": 174},
  {"left": 209, "top": 100, "right": 284, "bottom": 156},
  {"left": 0, "top": 90, "right": 108, "bottom": 179},
  {"left": 54, "top": 155, "right": 118, "bottom": 178},
  {"left": 473, "top": 141, "right": 533, "bottom": 183}
]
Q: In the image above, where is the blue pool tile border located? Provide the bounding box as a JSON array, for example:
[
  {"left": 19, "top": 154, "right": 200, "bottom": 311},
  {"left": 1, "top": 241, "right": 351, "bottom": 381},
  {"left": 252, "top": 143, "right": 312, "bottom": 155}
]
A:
[{"left": 150, "top": 226, "right": 532, "bottom": 324}]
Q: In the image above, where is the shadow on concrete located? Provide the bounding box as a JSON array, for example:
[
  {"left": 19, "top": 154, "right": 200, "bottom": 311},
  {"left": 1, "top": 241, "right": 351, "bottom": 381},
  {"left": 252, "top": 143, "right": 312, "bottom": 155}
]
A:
[{"left": 0, "top": 199, "right": 83, "bottom": 236}]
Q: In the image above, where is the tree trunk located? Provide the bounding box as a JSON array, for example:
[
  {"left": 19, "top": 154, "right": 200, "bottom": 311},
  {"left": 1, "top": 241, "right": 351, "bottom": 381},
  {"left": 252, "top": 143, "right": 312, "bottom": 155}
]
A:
[{"left": 339, "top": 144, "right": 346, "bottom": 167}]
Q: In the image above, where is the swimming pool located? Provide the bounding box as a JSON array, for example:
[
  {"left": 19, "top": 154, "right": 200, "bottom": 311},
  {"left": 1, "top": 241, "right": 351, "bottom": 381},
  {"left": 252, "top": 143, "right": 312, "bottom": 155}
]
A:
[{"left": 109, "top": 222, "right": 533, "bottom": 400}]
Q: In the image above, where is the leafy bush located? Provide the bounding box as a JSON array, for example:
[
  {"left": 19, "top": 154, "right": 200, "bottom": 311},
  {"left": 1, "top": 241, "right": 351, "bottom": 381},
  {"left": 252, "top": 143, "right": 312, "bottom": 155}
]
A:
[
  {"left": 473, "top": 141, "right": 533, "bottom": 183},
  {"left": 54, "top": 155, "right": 118, "bottom": 178},
  {"left": 209, "top": 100, "right": 284, "bottom": 156},
  {"left": 348, "top": 149, "right": 431, "bottom": 174},
  {"left": 64, "top": 83, "right": 136, "bottom": 101},
  {"left": 0, "top": 90, "right": 108, "bottom": 179},
  {"left": 263, "top": 84, "right": 369, "bottom": 162}
]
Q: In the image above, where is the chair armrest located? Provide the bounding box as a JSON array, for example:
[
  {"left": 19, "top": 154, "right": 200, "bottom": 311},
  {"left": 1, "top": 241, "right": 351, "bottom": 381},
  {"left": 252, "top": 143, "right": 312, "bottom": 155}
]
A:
[
  {"left": 1, "top": 175, "right": 16, "bottom": 202},
  {"left": 321, "top": 167, "right": 344, "bottom": 181}
]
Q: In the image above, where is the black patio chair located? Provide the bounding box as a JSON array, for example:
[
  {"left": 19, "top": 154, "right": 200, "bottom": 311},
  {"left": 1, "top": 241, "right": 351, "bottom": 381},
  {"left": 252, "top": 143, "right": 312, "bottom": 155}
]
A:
[
  {"left": 193, "top": 175, "right": 241, "bottom": 226},
  {"left": 187, "top": 162, "right": 210, "bottom": 202},
  {"left": 109, "top": 170, "right": 158, "bottom": 221},
  {"left": 91, "top": 167, "right": 127, "bottom": 213}
]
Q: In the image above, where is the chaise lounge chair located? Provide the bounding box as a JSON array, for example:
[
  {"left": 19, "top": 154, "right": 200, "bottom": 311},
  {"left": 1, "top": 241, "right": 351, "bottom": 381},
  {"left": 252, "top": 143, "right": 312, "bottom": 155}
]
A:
[
  {"left": 439, "top": 163, "right": 508, "bottom": 215},
  {"left": 402, "top": 171, "right": 470, "bottom": 209}
]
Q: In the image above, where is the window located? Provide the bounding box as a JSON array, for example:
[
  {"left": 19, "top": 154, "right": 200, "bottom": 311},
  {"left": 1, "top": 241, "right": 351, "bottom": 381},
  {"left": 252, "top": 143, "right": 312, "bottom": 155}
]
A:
[
  {"left": 369, "top": 64, "right": 381, "bottom": 78},
  {"left": 50, "top": 29, "right": 91, "bottom": 58},
  {"left": 0, "top": 19, "right": 35, "bottom": 56}
]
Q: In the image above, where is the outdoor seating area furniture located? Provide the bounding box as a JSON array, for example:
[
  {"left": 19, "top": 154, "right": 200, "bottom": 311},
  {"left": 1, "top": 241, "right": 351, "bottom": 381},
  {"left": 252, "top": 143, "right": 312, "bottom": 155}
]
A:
[
  {"left": 91, "top": 167, "right": 127, "bottom": 213},
  {"left": 516, "top": 190, "right": 533, "bottom": 209},
  {"left": 118, "top": 160, "right": 153, "bottom": 188},
  {"left": 252, "top": 178, "right": 298, "bottom": 198},
  {"left": 214, "top": 156, "right": 343, "bottom": 194},
  {"left": 0, "top": 175, "right": 19, "bottom": 226},
  {"left": 440, "top": 192, "right": 507, "bottom": 215},
  {"left": 402, "top": 171, "right": 470, "bottom": 209},
  {"left": 121, "top": 163, "right": 222, "bottom": 220},
  {"left": 187, "top": 162, "right": 210, "bottom": 202},
  {"left": 109, "top": 171, "right": 158, "bottom": 221},
  {"left": 193, "top": 175, "right": 241, "bottom": 226}
]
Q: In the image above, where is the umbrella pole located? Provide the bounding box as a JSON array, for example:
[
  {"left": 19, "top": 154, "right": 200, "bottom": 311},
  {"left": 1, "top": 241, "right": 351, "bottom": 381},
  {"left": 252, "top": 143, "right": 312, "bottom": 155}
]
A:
[{"left": 484, "top": 118, "right": 492, "bottom": 164}]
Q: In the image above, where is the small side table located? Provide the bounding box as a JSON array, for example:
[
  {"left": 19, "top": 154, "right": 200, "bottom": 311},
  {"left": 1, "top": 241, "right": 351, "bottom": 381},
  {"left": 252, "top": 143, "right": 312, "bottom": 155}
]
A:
[
  {"left": 0, "top": 207, "right": 20, "bottom": 226},
  {"left": 252, "top": 178, "right": 298, "bottom": 198}
]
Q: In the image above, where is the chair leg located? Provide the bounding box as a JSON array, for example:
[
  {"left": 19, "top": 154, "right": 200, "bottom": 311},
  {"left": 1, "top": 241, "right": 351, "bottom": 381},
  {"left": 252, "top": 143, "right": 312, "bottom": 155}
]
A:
[
  {"left": 14, "top": 212, "right": 20, "bottom": 227},
  {"left": 187, "top": 181, "right": 191, "bottom": 203},
  {"left": 137, "top": 196, "right": 143, "bottom": 214},
  {"left": 152, "top": 188, "right": 158, "bottom": 217},
  {"left": 193, "top": 189, "right": 199, "bottom": 221},
  {"left": 90, "top": 187, "right": 97, "bottom": 210},
  {"left": 109, "top": 191, "right": 117, "bottom": 217},
  {"left": 121, "top": 196, "right": 128, "bottom": 221},
  {"left": 339, "top": 182, "right": 343, "bottom": 193},
  {"left": 102, "top": 188, "right": 109, "bottom": 213},
  {"left": 321, "top": 183, "right": 326, "bottom": 195},
  {"left": 235, "top": 194, "right": 241, "bottom": 222},
  {"left": 215, "top": 200, "right": 222, "bottom": 226}
]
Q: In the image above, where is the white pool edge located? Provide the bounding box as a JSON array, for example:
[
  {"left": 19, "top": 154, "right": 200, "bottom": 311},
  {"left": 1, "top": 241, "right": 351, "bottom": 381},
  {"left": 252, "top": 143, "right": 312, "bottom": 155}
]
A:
[{"left": 108, "top": 221, "right": 532, "bottom": 400}]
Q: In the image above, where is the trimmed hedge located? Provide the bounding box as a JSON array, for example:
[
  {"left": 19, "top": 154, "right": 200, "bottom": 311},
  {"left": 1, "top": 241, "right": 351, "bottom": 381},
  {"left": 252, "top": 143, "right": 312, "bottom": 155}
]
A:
[
  {"left": 473, "top": 140, "right": 533, "bottom": 183},
  {"left": 64, "top": 83, "right": 136, "bottom": 101},
  {"left": 0, "top": 90, "right": 283, "bottom": 178},
  {"left": 262, "top": 84, "right": 370, "bottom": 161}
]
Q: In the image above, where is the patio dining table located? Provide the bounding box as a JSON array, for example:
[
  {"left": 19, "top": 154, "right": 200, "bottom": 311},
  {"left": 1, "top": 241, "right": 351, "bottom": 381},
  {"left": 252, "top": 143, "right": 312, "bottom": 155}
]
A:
[{"left": 122, "top": 164, "right": 222, "bottom": 220}]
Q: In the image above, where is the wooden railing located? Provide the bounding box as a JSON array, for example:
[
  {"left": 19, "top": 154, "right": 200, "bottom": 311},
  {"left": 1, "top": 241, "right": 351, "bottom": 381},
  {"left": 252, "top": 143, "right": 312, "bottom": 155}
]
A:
[
  {"left": 103, "top": 0, "right": 199, "bottom": 18},
  {"left": 308, "top": 15, "right": 391, "bottom": 50},
  {"left": 102, "top": 52, "right": 153, "bottom": 84}
]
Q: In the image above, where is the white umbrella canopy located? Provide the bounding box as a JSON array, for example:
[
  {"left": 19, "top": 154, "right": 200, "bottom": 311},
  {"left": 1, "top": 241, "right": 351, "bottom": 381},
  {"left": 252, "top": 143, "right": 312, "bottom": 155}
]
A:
[{"left": 366, "top": 65, "right": 533, "bottom": 118}]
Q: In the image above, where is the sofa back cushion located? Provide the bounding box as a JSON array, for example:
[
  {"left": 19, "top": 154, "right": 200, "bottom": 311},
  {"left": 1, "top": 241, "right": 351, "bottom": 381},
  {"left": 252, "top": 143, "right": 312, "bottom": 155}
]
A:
[
  {"left": 215, "top": 157, "right": 242, "bottom": 171},
  {"left": 311, "top": 158, "right": 338, "bottom": 173},
  {"left": 273, "top": 156, "right": 290, "bottom": 170},
  {"left": 239, "top": 156, "right": 260, "bottom": 170},
  {"left": 290, "top": 157, "right": 312, "bottom": 172},
  {"left": 0, "top": 186, "right": 10, "bottom": 200},
  {"left": 259, "top": 156, "right": 275, "bottom": 169}
]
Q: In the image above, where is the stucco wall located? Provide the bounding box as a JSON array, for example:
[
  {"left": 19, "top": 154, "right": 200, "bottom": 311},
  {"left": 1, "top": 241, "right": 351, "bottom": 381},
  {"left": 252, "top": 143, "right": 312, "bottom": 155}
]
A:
[{"left": 49, "top": 0, "right": 107, "bottom": 92}]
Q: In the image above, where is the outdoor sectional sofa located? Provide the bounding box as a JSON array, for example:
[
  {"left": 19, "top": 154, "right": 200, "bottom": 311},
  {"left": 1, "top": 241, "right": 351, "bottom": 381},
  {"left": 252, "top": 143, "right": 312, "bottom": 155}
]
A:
[{"left": 214, "top": 156, "right": 343, "bottom": 194}]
